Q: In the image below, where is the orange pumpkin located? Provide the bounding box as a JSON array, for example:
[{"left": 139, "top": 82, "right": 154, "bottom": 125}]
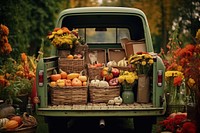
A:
[
  {"left": 67, "top": 54, "right": 74, "bottom": 59},
  {"left": 10, "top": 116, "right": 22, "bottom": 125},
  {"left": 50, "top": 69, "right": 61, "bottom": 81},
  {"left": 71, "top": 78, "right": 82, "bottom": 86},
  {"left": 82, "top": 81, "right": 87, "bottom": 86},
  {"left": 65, "top": 79, "right": 72, "bottom": 86},
  {"left": 4, "top": 120, "right": 19, "bottom": 129},
  {"left": 50, "top": 81, "right": 57, "bottom": 87},
  {"left": 59, "top": 69, "right": 68, "bottom": 79}
]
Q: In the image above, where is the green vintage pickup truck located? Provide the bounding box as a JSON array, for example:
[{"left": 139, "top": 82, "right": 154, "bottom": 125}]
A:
[{"left": 35, "top": 7, "right": 166, "bottom": 133}]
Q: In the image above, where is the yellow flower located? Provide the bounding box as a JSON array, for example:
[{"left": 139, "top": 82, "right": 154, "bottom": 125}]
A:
[
  {"left": 141, "top": 61, "right": 146, "bottom": 65},
  {"left": 118, "top": 76, "right": 125, "bottom": 83},
  {"left": 126, "top": 75, "right": 135, "bottom": 84},
  {"left": 187, "top": 78, "right": 195, "bottom": 88},
  {"left": 148, "top": 59, "right": 154, "bottom": 64}
]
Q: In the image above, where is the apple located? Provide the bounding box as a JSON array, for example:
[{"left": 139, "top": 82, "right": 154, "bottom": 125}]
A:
[{"left": 112, "top": 68, "right": 120, "bottom": 77}]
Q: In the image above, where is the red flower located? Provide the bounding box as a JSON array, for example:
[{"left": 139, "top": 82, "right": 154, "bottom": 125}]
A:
[
  {"left": 182, "top": 121, "right": 196, "bottom": 133},
  {"left": 174, "top": 76, "right": 182, "bottom": 86}
]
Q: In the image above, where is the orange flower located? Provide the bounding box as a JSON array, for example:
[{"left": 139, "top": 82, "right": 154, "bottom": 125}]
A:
[
  {"left": 21, "top": 53, "right": 27, "bottom": 62},
  {"left": 0, "top": 24, "right": 9, "bottom": 36},
  {"left": 173, "top": 76, "right": 182, "bottom": 86},
  {"left": 4, "top": 43, "right": 12, "bottom": 54}
]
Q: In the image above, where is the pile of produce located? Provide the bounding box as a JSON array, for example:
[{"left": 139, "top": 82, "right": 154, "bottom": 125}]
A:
[
  {"left": 0, "top": 112, "right": 37, "bottom": 131},
  {"left": 49, "top": 69, "right": 88, "bottom": 87}
]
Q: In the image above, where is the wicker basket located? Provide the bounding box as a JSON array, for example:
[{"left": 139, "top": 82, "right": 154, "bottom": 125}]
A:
[
  {"left": 108, "top": 48, "right": 134, "bottom": 71},
  {"left": 58, "top": 58, "right": 86, "bottom": 74},
  {"left": 86, "top": 48, "right": 106, "bottom": 81},
  {"left": 89, "top": 85, "right": 120, "bottom": 103},
  {"left": 50, "top": 86, "right": 88, "bottom": 105}
]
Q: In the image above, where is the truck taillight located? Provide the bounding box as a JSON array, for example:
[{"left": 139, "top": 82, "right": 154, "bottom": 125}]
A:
[
  {"left": 38, "top": 70, "right": 44, "bottom": 87},
  {"left": 157, "top": 70, "right": 163, "bottom": 87}
]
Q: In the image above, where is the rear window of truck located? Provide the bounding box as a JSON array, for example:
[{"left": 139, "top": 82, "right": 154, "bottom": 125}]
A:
[{"left": 78, "top": 28, "right": 131, "bottom": 43}]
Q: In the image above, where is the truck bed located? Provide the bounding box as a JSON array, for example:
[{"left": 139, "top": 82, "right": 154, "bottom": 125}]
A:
[{"left": 36, "top": 103, "right": 164, "bottom": 117}]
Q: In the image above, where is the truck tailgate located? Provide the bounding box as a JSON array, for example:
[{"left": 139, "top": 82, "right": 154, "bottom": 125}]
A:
[{"left": 37, "top": 103, "right": 165, "bottom": 117}]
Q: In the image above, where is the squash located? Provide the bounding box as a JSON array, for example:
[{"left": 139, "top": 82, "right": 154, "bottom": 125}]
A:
[
  {"left": 67, "top": 73, "right": 80, "bottom": 80},
  {"left": 50, "top": 69, "right": 61, "bottom": 81},
  {"left": 59, "top": 69, "right": 68, "bottom": 79},
  {"left": 78, "top": 70, "right": 87, "bottom": 82},
  {"left": 0, "top": 118, "right": 9, "bottom": 128},
  {"left": 4, "top": 120, "right": 19, "bottom": 129},
  {"left": 71, "top": 78, "right": 82, "bottom": 86},
  {"left": 56, "top": 79, "right": 66, "bottom": 87},
  {"left": 10, "top": 116, "right": 22, "bottom": 125}
]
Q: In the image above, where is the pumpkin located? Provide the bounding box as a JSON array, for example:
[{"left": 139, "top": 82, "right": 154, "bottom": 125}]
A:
[
  {"left": 50, "top": 81, "right": 57, "bottom": 87},
  {"left": 78, "top": 71, "right": 87, "bottom": 82},
  {"left": 67, "top": 73, "right": 80, "bottom": 80},
  {"left": 59, "top": 69, "right": 68, "bottom": 79},
  {"left": 4, "top": 120, "right": 19, "bottom": 129},
  {"left": 98, "top": 80, "right": 109, "bottom": 87},
  {"left": 65, "top": 79, "right": 72, "bottom": 86},
  {"left": 90, "top": 77, "right": 100, "bottom": 86},
  {"left": 82, "top": 81, "right": 87, "bottom": 86},
  {"left": 0, "top": 118, "right": 9, "bottom": 128},
  {"left": 56, "top": 79, "right": 66, "bottom": 87},
  {"left": 10, "top": 116, "right": 22, "bottom": 125},
  {"left": 67, "top": 54, "right": 74, "bottom": 59},
  {"left": 71, "top": 78, "right": 82, "bottom": 86},
  {"left": 50, "top": 69, "right": 61, "bottom": 81},
  {"left": 114, "top": 96, "right": 123, "bottom": 105}
]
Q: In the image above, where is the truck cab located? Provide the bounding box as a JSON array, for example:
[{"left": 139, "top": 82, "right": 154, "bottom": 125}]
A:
[{"left": 36, "top": 7, "right": 166, "bottom": 133}]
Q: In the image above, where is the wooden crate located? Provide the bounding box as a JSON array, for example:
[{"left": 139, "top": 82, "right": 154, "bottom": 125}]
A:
[
  {"left": 108, "top": 48, "right": 134, "bottom": 71},
  {"left": 86, "top": 48, "right": 106, "bottom": 81}
]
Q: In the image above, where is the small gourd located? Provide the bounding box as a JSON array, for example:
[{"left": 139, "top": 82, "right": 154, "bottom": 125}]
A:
[
  {"left": 107, "top": 100, "right": 115, "bottom": 105},
  {"left": 114, "top": 96, "right": 123, "bottom": 105},
  {"left": 117, "top": 58, "right": 127, "bottom": 67},
  {"left": 90, "top": 76, "right": 100, "bottom": 86},
  {"left": 98, "top": 77, "right": 109, "bottom": 87},
  {"left": 0, "top": 118, "right": 9, "bottom": 128},
  {"left": 56, "top": 79, "right": 66, "bottom": 87}
]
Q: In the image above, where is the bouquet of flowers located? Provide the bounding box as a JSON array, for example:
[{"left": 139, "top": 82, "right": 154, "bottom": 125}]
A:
[
  {"left": 128, "top": 52, "right": 154, "bottom": 75},
  {"left": 118, "top": 71, "right": 138, "bottom": 90},
  {"left": 47, "top": 27, "right": 82, "bottom": 49},
  {"left": 158, "top": 112, "right": 196, "bottom": 133}
]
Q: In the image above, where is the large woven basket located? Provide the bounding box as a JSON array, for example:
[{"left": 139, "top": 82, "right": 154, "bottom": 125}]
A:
[
  {"left": 108, "top": 48, "right": 134, "bottom": 71},
  {"left": 89, "top": 85, "right": 120, "bottom": 103},
  {"left": 86, "top": 48, "right": 106, "bottom": 81},
  {"left": 58, "top": 58, "right": 86, "bottom": 74},
  {"left": 50, "top": 86, "right": 88, "bottom": 105}
]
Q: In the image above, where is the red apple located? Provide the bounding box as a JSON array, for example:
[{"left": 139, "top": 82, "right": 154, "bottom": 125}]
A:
[{"left": 112, "top": 68, "right": 120, "bottom": 77}]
